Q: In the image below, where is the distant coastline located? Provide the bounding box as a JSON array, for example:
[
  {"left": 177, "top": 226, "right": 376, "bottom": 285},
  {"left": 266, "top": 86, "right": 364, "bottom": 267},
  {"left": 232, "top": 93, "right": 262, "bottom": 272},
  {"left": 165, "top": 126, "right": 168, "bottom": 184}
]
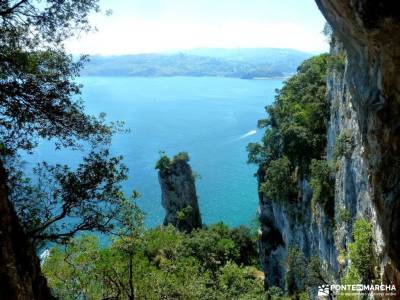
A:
[
  {"left": 252, "top": 76, "right": 291, "bottom": 80},
  {"left": 81, "top": 48, "right": 312, "bottom": 79}
]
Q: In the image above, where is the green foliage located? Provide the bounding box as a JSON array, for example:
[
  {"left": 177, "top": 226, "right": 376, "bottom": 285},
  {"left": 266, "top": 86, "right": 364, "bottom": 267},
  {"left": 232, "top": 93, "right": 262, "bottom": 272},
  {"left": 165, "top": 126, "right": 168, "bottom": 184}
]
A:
[
  {"left": 260, "top": 156, "right": 296, "bottom": 202},
  {"left": 229, "top": 225, "right": 259, "bottom": 266},
  {"left": 218, "top": 262, "right": 264, "bottom": 299},
  {"left": 248, "top": 54, "right": 330, "bottom": 168},
  {"left": 247, "top": 128, "right": 281, "bottom": 165},
  {"left": 43, "top": 223, "right": 263, "bottom": 299},
  {"left": 338, "top": 207, "right": 352, "bottom": 224},
  {"left": 327, "top": 51, "right": 346, "bottom": 72},
  {"left": 176, "top": 205, "right": 193, "bottom": 221},
  {"left": 309, "top": 159, "right": 335, "bottom": 217},
  {"left": 9, "top": 151, "right": 143, "bottom": 247},
  {"left": 266, "top": 286, "right": 287, "bottom": 299},
  {"left": 285, "top": 246, "right": 307, "bottom": 294},
  {"left": 41, "top": 236, "right": 103, "bottom": 300},
  {"left": 1, "top": 0, "right": 135, "bottom": 248},
  {"left": 173, "top": 151, "right": 190, "bottom": 163},
  {"left": 333, "top": 130, "right": 354, "bottom": 161},
  {"left": 248, "top": 54, "right": 331, "bottom": 206},
  {"left": 270, "top": 54, "right": 330, "bottom": 169},
  {"left": 337, "top": 248, "right": 347, "bottom": 266},
  {"left": 284, "top": 251, "right": 332, "bottom": 297},
  {"left": 299, "top": 292, "right": 310, "bottom": 300},
  {"left": 348, "top": 218, "right": 375, "bottom": 282},
  {"left": 181, "top": 222, "right": 258, "bottom": 270},
  {"left": 306, "top": 256, "right": 331, "bottom": 288},
  {"left": 247, "top": 142, "right": 269, "bottom": 165},
  {"left": 155, "top": 151, "right": 190, "bottom": 173},
  {"left": 338, "top": 266, "right": 361, "bottom": 300},
  {"left": 155, "top": 153, "right": 172, "bottom": 172},
  {"left": 0, "top": 0, "right": 111, "bottom": 153},
  {"left": 335, "top": 221, "right": 374, "bottom": 299}
]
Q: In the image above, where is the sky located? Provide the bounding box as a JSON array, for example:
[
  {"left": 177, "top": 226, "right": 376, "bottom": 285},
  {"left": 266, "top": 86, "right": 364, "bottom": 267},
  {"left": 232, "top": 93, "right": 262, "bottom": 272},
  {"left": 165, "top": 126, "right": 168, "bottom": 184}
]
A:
[{"left": 65, "top": 0, "right": 329, "bottom": 55}]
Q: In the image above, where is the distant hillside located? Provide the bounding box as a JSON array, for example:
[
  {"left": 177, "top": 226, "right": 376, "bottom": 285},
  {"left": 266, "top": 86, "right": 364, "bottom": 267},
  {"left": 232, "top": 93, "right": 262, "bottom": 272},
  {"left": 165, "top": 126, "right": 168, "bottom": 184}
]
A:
[{"left": 81, "top": 48, "right": 313, "bottom": 79}]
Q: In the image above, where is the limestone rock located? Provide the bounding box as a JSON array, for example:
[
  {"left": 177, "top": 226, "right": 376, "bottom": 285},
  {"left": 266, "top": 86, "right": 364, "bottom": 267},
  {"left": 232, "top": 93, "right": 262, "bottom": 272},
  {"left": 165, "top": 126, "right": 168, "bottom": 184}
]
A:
[
  {"left": 316, "top": 0, "right": 400, "bottom": 291},
  {"left": 157, "top": 152, "right": 202, "bottom": 232},
  {"left": 258, "top": 1, "right": 400, "bottom": 296}
]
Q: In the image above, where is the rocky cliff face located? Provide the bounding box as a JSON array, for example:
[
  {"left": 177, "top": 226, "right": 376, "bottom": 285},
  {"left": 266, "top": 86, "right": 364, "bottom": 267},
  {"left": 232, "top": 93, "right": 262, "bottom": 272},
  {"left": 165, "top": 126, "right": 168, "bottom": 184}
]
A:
[
  {"left": 157, "top": 153, "right": 202, "bottom": 232},
  {"left": 259, "top": 1, "right": 400, "bottom": 296},
  {"left": 316, "top": 0, "right": 400, "bottom": 285},
  {"left": 0, "top": 159, "right": 54, "bottom": 300}
]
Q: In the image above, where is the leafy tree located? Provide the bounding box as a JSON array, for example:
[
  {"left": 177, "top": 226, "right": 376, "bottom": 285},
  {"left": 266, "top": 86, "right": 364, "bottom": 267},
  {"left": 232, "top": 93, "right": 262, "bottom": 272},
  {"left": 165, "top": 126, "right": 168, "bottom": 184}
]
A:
[
  {"left": 155, "top": 152, "right": 171, "bottom": 173},
  {"left": 229, "top": 225, "right": 259, "bottom": 266},
  {"left": 267, "top": 54, "right": 329, "bottom": 171},
  {"left": 309, "top": 159, "right": 335, "bottom": 217},
  {"left": 338, "top": 266, "right": 361, "bottom": 300},
  {"left": 0, "top": 0, "right": 139, "bottom": 251},
  {"left": 9, "top": 151, "right": 142, "bottom": 249},
  {"left": 348, "top": 218, "right": 375, "bottom": 282},
  {"left": 0, "top": 0, "right": 115, "bottom": 153},
  {"left": 41, "top": 236, "right": 103, "bottom": 299},
  {"left": 42, "top": 223, "right": 264, "bottom": 300},
  {"left": 306, "top": 256, "right": 334, "bottom": 298},
  {"left": 0, "top": 2, "right": 150, "bottom": 298},
  {"left": 285, "top": 246, "right": 307, "bottom": 294},
  {"left": 248, "top": 54, "right": 330, "bottom": 206},
  {"left": 333, "top": 130, "right": 354, "bottom": 161},
  {"left": 218, "top": 262, "right": 264, "bottom": 299},
  {"left": 260, "top": 156, "right": 296, "bottom": 202},
  {"left": 337, "top": 207, "right": 352, "bottom": 224},
  {"left": 0, "top": 0, "right": 127, "bottom": 297}
]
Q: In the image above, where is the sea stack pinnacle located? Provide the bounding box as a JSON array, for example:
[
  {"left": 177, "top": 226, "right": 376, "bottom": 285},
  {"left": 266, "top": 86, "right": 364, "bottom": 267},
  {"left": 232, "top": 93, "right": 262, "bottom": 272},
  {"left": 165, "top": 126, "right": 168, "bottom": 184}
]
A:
[{"left": 156, "top": 152, "right": 202, "bottom": 232}]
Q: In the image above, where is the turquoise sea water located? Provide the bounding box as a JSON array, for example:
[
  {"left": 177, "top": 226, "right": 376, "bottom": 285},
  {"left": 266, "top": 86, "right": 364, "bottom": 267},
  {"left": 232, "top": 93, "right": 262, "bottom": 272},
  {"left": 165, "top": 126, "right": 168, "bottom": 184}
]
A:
[{"left": 29, "top": 76, "right": 282, "bottom": 227}]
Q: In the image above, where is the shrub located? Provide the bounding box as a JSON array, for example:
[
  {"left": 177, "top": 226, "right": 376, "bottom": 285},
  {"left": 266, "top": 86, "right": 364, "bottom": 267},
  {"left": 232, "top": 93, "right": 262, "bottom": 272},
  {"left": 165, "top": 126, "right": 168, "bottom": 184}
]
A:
[
  {"left": 337, "top": 248, "right": 347, "bottom": 266},
  {"left": 43, "top": 223, "right": 264, "bottom": 299},
  {"left": 247, "top": 54, "right": 332, "bottom": 229},
  {"left": 285, "top": 246, "right": 307, "bottom": 294},
  {"left": 348, "top": 218, "right": 375, "bottom": 282},
  {"left": 247, "top": 142, "right": 267, "bottom": 165},
  {"left": 247, "top": 54, "right": 330, "bottom": 172},
  {"left": 338, "top": 207, "right": 352, "bottom": 224},
  {"left": 218, "top": 262, "right": 265, "bottom": 299},
  {"left": 155, "top": 154, "right": 171, "bottom": 172},
  {"left": 176, "top": 205, "right": 193, "bottom": 221},
  {"left": 173, "top": 151, "right": 189, "bottom": 163},
  {"left": 333, "top": 130, "right": 353, "bottom": 161},
  {"left": 327, "top": 51, "right": 346, "bottom": 72},
  {"left": 266, "top": 286, "right": 285, "bottom": 299},
  {"left": 309, "top": 159, "right": 335, "bottom": 217},
  {"left": 260, "top": 157, "right": 296, "bottom": 202},
  {"left": 338, "top": 265, "right": 361, "bottom": 300},
  {"left": 306, "top": 256, "right": 330, "bottom": 287}
]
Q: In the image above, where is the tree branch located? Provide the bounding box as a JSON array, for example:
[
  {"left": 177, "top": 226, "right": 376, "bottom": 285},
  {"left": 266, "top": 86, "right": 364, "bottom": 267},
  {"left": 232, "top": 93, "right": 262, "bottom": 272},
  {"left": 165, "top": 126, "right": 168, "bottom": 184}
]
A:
[
  {"left": 0, "top": 0, "right": 30, "bottom": 17},
  {"left": 26, "top": 203, "right": 71, "bottom": 237}
]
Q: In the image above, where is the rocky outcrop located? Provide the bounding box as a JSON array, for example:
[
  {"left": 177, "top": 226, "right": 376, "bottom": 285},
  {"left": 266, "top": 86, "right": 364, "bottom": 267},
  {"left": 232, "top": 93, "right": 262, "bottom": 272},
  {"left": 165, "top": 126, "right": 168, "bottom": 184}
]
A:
[
  {"left": 316, "top": 0, "right": 400, "bottom": 290},
  {"left": 0, "top": 158, "right": 54, "bottom": 300},
  {"left": 258, "top": 1, "right": 400, "bottom": 297},
  {"left": 257, "top": 49, "right": 341, "bottom": 294},
  {"left": 157, "top": 153, "right": 202, "bottom": 232},
  {"left": 258, "top": 170, "right": 337, "bottom": 293}
]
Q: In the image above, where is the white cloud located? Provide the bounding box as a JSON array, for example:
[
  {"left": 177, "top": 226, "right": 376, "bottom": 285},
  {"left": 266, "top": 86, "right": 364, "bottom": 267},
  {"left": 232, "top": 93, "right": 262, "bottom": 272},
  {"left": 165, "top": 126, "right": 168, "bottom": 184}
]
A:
[{"left": 65, "top": 15, "right": 328, "bottom": 55}]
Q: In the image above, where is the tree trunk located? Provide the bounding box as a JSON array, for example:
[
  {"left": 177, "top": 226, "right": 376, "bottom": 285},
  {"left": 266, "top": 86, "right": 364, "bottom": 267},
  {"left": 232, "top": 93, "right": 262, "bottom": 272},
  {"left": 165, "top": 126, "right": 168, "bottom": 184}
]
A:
[{"left": 0, "top": 158, "right": 54, "bottom": 299}]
